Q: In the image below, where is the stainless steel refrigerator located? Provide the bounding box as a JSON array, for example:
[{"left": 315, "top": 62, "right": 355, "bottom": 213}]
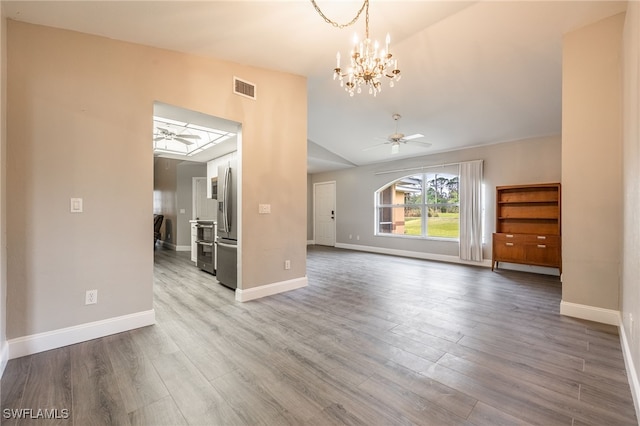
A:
[{"left": 216, "top": 160, "right": 237, "bottom": 289}]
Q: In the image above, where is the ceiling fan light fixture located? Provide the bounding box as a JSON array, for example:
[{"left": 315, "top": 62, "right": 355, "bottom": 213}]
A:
[
  {"left": 311, "top": 0, "right": 401, "bottom": 97},
  {"left": 363, "top": 113, "right": 432, "bottom": 154},
  {"left": 152, "top": 116, "right": 236, "bottom": 158}
]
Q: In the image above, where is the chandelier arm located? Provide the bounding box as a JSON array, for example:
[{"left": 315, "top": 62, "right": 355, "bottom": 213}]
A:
[{"left": 310, "top": 0, "right": 368, "bottom": 29}]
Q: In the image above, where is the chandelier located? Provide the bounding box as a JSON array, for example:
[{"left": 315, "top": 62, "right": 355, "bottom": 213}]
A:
[{"left": 311, "top": 0, "right": 401, "bottom": 97}]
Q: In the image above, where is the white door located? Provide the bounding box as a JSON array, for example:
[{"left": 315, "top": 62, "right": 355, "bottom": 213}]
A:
[
  {"left": 314, "top": 181, "right": 336, "bottom": 246},
  {"left": 194, "top": 177, "right": 215, "bottom": 220}
]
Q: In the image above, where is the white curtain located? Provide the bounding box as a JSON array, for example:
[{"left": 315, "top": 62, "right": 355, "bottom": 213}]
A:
[{"left": 459, "top": 160, "right": 484, "bottom": 261}]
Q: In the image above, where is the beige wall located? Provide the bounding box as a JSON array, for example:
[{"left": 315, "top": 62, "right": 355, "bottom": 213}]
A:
[
  {"left": 6, "top": 21, "right": 306, "bottom": 339},
  {"left": 621, "top": 0, "right": 640, "bottom": 402},
  {"left": 0, "top": 14, "right": 7, "bottom": 362},
  {"left": 310, "top": 135, "right": 561, "bottom": 260},
  {"left": 561, "top": 13, "right": 624, "bottom": 310}
]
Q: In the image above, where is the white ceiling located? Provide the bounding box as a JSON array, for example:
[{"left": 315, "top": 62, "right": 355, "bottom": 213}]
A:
[{"left": 3, "top": 1, "right": 628, "bottom": 173}]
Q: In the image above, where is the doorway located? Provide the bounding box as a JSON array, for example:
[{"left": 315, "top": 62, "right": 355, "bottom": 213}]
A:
[
  {"left": 152, "top": 102, "right": 240, "bottom": 281},
  {"left": 314, "top": 181, "right": 336, "bottom": 246}
]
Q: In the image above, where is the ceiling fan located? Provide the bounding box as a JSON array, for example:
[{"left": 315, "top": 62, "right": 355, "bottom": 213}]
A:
[
  {"left": 364, "top": 113, "right": 431, "bottom": 154},
  {"left": 153, "top": 127, "right": 200, "bottom": 145}
]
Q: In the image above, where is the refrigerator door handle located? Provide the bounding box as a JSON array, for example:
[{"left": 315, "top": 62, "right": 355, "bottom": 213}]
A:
[
  {"left": 224, "top": 166, "right": 231, "bottom": 232},
  {"left": 216, "top": 241, "right": 237, "bottom": 249}
]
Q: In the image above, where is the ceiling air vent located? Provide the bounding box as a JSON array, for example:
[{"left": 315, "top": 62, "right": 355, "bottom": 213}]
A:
[{"left": 233, "top": 77, "right": 256, "bottom": 100}]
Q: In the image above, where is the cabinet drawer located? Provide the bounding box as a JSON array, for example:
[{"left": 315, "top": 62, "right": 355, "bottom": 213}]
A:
[
  {"left": 522, "top": 234, "right": 559, "bottom": 245},
  {"left": 493, "top": 233, "right": 526, "bottom": 243},
  {"left": 525, "top": 243, "right": 560, "bottom": 267},
  {"left": 493, "top": 239, "right": 525, "bottom": 262}
]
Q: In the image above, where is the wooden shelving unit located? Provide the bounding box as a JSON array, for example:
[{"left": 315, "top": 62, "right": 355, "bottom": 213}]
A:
[{"left": 492, "top": 183, "right": 561, "bottom": 272}]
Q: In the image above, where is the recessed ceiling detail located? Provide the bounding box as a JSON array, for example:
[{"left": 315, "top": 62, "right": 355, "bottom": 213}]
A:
[{"left": 153, "top": 116, "right": 236, "bottom": 158}]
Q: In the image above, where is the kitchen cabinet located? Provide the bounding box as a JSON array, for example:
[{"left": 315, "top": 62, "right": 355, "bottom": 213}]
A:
[
  {"left": 190, "top": 220, "right": 198, "bottom": 263},
  {"left": 492, "top": 183, "right": 561, "bottom": 272}
]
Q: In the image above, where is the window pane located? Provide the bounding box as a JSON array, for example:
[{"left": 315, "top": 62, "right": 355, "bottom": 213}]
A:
[
  {"left": 377, "top": 176, "right": 422, "bottom": 205},
  {"left": 426, "top": 173, "right": 458, "bottom": 205},
  {"left": 375, "top": 170, "right": 461, "bottom": 239},
  {"left": 427, "top": 205, "right": 459, "bottom": 238},
  {"left": 397, "top": 175, "right": 423, "bottom": 204},
  {"left": 377, "top": 185, "right": 394, "bottom": 205},
  {"left": 378, "top": 207, "right": 422, "bottom": 235}
]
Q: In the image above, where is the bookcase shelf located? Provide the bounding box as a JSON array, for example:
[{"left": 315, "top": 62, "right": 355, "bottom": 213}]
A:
[{"left": 492, "top": 183, "right": 561, "bottom": 272}]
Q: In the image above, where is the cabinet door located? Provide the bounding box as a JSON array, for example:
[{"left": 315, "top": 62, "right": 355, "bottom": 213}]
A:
[
  {"left": 190, "top": 223, "right": 198, "bottom": 262},
  {"left": 493, "top": 234, "right": 525, "bottom": 263},
  {"left": 526, "top": 235, "right": 560, "bottom": 267}
]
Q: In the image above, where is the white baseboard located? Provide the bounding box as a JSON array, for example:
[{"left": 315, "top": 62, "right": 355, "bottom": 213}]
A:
[
  {"left": 160, "top": 241, "right": 176, "bottom": 250},
  {"left": 7, "top": 309, "right": 156, "bottom": 360},
  {"left": 175, "top": 245, "right": 191, "bottom": 252},
  {"left": 559, "top": 300, "right": 620, "bottom": 325},
  {"left": 334, "top": 242, "right": 491, "bottom": 268},
  {"left": 307, "top": 240, "right": 315, "bottom": 245},
  {"left": 619, "top": 319, "right": 640, "bottom": 423},
  {"left": 235, "top": 277, "right": 308, "bottom": 302},
  {"left": 0, "top": 340, "right": 8, "bottom": 378}
]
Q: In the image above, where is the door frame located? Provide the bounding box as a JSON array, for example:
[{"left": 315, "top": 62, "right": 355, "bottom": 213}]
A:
[{"left": 313, "top": 181, "right": 336, "bottom": 246}]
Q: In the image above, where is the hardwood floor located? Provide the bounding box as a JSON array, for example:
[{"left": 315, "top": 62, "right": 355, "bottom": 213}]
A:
[{"left": 1, "top": 245, "right": 637, "bottom": 425}]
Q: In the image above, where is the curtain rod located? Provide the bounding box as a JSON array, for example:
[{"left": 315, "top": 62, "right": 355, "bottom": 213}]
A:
[{"left": 374, "top": 161, "right": 464, "bottom": 176}]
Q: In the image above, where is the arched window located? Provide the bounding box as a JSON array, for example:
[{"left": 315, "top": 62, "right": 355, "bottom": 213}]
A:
[{"left": 375, "top": 167, "right": 460, "bottom": 239}]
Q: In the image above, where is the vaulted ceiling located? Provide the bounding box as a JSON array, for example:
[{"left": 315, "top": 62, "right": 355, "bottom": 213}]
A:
[{"left": 3, "top": 1, "right": 627, "bottom": 172}]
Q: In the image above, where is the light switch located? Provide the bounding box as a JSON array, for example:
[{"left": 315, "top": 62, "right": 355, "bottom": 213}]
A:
[
  {"left": 258, "top": 204, "right": 271, "bottom": 214},
  {"left": 70, "top": 198, "right": 83, "bottom": 213},
  {"left": 179, "top": 208, "right": 186, "bottom": 214}
]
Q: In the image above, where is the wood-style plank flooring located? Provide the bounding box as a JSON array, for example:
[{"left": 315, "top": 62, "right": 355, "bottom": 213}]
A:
[{"left": 1, "top": 245, "right": 637, "bottom": 425}]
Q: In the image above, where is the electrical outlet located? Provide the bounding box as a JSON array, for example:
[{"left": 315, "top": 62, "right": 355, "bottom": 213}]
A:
[
  {"left": 356, "top": 235, "right": 360, "bottom": 240},
  {"left": 70, "top": 198, "right": 83, "bottom": 213},
  {"left": 284, "top": 260, "right": 291, "bottom": 270},
  {"left": 349, "top": 234, "right": 352, "bottom": 239},
  {"left": 85, "top": 289, "right": 98, "bottom": 305}
]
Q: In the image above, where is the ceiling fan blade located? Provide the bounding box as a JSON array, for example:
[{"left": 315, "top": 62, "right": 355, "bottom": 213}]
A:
[
  {"left": 174, "top": 137, "right": 195, "bottom": 145},
  {"left": 175, "top": 134, "right": 200, "bottom": 139},
  {"left": 153, "top": 136, "right": 165, "bottom": 142},
  {"left": 402, "top": 133, "right": 425, "bottom": 141}
]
